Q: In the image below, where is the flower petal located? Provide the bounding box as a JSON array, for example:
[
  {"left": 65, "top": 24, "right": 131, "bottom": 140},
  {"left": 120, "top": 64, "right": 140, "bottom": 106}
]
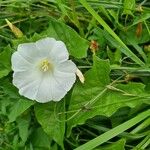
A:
[
  {"left": 35, "top": 73, "right": 66, "bottom": 102},
  {"left": 17, "top": 42, "right": 41, "bottom": 63},
  {"left": 13, "top": 70, "right": 41, "bottom": 100},
  {"left": 35, "top": 37, "right": 56, "bottom": 55},
  {"left": 50, "top": 41, "right": 69, "bottom": 63},
  {"left": 53, "top": 60, "right": 76, "bottom": 91},
  {"left": 56, "top": 60, "right": 77, "bottom": 73},
  {"left": 11, "top": 52, "right": 33, "bottom": 72},
  {"left": 54, "top": 72, "right": 76, "bottom": 92}
]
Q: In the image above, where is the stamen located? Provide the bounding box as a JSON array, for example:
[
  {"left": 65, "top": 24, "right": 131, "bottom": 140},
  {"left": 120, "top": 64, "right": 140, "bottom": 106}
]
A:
[{"left": 40, "top": 59, "right": 52, "bottom": 72}]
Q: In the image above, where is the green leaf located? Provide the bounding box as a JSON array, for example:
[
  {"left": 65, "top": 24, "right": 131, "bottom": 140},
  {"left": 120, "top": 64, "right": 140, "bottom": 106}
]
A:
[
  {"left": 34, "top": 100, "right": 65, "bottom": 149},
  {"left": 13, "top": 18, "right": 89, "bottom": 58},
  {"left": 12, "top": 36, "right": 29, "bottom": 49},
  {"left": 67, "top": 56, "right": 110, "bottom": 136},
  {"left": 103, "top": 29, "right": 147, "bottom": 63},
  {"left": 95, "top": 139, "right": 126, "bottom": 150},
  {"left": 43, "top": 17, "right": 89, "bottom": 58},
  {"left": 0, "top": 46, "right": 12, "bottom": 78},
  {"left": 75, "top": 109, "right": 150, "bottom": 150},
  {"left": 122, "top": 0, "right": 135, "bottom": 16},
  {"left": 67, "top": 56, "right": 149, "bottom": 136},
  {"left": 8, "top": 99, "right": 34, "bottom": 122},
  {"left": 17, "top": 116, "right": 30, "bottom": 143},
  {"left": 110, "top": 107, "right": 130, "bottom": 127},
  {"left": 51, "top": 143, "right": 58, "bottom": 150},
  {"left": 119, "top": 25, "right": 150, "bottom": 45},
  {"left": 129, "top": 13, "right": 150, "bottom": 28},
  {"left": 79, "top": 0, "right": 145, "bottom": 66},
  {"left": 0, "top": 78, "right": 21, "bottom": 99},
  {"left": 0, "top": 77, "right": 35, "bottom": 122},
  {"left": 88, "top": 27, "right": 106, "bottom": 51},
  {"left": 31, "top": 127, "right": 51, "bottom": 150},
  {"left": 107, "top": 48, "right": 121, "bottom": 64},
  {"left": 0, "top": 69, "right": 10, "bottom": 79}
]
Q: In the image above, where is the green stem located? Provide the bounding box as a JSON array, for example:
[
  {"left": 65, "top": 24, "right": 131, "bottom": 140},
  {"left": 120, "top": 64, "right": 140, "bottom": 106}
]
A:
[{"left": 79, "top": 65, "right": 150, "bottom": 73}]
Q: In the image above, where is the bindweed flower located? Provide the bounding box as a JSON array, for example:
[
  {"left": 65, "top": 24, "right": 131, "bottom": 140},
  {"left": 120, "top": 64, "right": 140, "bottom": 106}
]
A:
[{"left": 11, "top": 37, "right": 77, "bottom": 103}]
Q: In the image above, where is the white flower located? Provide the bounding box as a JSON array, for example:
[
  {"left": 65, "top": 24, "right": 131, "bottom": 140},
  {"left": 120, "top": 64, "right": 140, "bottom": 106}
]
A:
[{"left": 11, "top": 37, "right": 77, "bottom": 103}]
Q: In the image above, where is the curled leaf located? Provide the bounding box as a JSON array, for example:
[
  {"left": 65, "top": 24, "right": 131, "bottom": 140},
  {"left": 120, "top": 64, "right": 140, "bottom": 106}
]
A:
[
  {"left": 90, "top": 40, "right": 99, "bottom": 54},
  {"left": 5, "top": 19, "right": 23, "bottom": 38},
  {"left": 136, "top": 22, "right": 143, "bottom": 38},
  {"left": 76, "top": 68, "right": 85, "bottom": 83}
]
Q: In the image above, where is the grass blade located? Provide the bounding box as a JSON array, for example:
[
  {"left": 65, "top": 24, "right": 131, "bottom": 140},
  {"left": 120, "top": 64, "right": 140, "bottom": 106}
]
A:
[
  {"left": 75, "top": 109, "right": 150, "bottom": 150},
  {"left": 79, "top": 0, "right": 145, "bottom": 66}
]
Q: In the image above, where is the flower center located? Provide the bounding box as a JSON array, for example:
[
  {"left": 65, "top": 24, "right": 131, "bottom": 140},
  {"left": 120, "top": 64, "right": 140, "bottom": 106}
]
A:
[{"left": 40, "top": 59, "right": 52, "bottom": 72}]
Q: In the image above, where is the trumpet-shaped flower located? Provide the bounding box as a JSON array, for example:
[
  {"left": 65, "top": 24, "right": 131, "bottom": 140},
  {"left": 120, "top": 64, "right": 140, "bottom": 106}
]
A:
[{"left": 11, "top": 37, "right": 77, "bottom": 103}]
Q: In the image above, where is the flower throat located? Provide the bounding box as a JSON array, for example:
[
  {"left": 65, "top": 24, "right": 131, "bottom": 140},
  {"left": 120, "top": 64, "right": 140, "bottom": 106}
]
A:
[{"left": 40, "top": 59, "right": 53, "bottom": 72}]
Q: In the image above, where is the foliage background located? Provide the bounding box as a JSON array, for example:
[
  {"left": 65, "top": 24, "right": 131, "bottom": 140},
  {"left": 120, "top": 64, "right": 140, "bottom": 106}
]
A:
[{"left": 0, "top": 0, "right": 150, "bottom": 150}]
